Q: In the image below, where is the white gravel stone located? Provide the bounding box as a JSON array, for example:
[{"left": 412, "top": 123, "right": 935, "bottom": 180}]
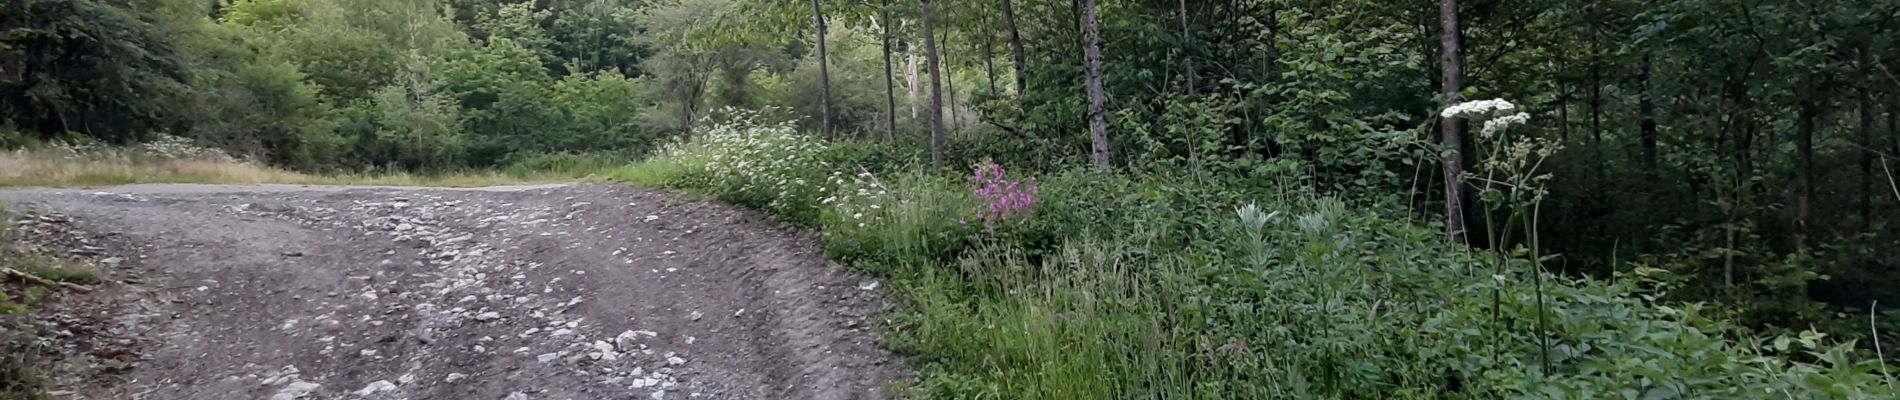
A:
[
  {"left": 354, "top": 380, "right": 397, "bottom": 396},
  {"left": 269, "top": 382, "right": 320, "bottom": 400}
]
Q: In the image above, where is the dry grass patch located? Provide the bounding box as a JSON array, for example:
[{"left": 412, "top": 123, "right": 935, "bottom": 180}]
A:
[
  {"left": 0, "top": 153, "right": 311, "bottom": 187},
  {"left": 0, "top": 152, "right": 580, "bottom": 188}
]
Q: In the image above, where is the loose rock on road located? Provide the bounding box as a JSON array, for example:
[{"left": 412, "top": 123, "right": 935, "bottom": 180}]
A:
[{"left": 1, "top": 183, "right": 894, "bottom": 400}]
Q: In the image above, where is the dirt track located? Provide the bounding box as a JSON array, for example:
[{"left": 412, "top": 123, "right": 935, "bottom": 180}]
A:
[{"left": 1, "top": 183, "right": 894, "bottom": 400}]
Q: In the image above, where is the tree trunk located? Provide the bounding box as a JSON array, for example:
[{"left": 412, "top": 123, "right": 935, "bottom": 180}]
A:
[
  {"left": 1640, "top": 54, "right": 1657, "bottom": 171},
  {"left": 1590, "top": 59, "right": 1603, "bottom": 146},
  {"left": 881, "top": 0, "right": 898, "bottom": 140},
  {"left": 1002, "top": 0, "right": 1026, "bottom": 95},
  {"left": 1860, "top": 49, "right": 1874, "bottom": 229},
  {"left": 907, "top": 52, "right": 920, "bottom": 118},
  {"left": 810, "top": 0, "right": 834, "bottom": 139},
  {"left": 1178, "top": 0, "right": 1194, "bottom": 96},
  {"left": 921, "top": 0, "right": 946, "bottom": 167},
  {"left": 1796, "top": 77, "right": 1817, "bottom": 255},
  {"left": 1557, "top": 57, "right": 1570, "bottom": 142},
  {"left": 983, "top": 14, "right": 998, "bottom": 95},
  {"left": 1438, "top": 0, "right": 1466, "bottom": 243},
  {"left": 1082, "top": 0, "right": 1110, "bottom": 167},
  {"left": 944, "top": 27, "right": 958, "bottom": 132}
]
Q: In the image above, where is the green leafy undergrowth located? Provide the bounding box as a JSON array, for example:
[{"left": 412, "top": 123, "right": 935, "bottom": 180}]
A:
[{"left": 612, "top": 120, "right": 1899, "bottom": 398}]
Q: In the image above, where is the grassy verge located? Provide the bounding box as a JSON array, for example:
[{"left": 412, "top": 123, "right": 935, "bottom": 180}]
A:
[
  {"left": 609, "top": 115, "right": 1899, "bottom": 399},
  {"left": 0, "top": 200, "right": 96, "bottom": 400},
  {"left": 0, "top": 150, "right": 604, "bottom": 188}
]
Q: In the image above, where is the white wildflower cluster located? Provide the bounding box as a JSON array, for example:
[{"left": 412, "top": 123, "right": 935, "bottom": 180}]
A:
[
  {"left": 651, "top": 107, "right": 860, "bottom": 219},
  {"left": 1442, "top": 98, "right": 1532, "bottom": 139},
  {"left": 138, "top": 135, "right": 241, "bottom": 162},
  {"left": 43, "top": 134, "right": 242, "bottom": 163},
  {"left": 653, "top": 107, "right": 902, "bottom": 227},
  {"left": 822, "top": 170, "right": 891, "bottom": 229},
  {"left": 1480, "top": 113, "right": 1531, "bottom": 139},
  {"left": 1438, "top": 98, "right": 1517, "bottom": 118},
  {"left": 1452, "top": 98, "right": 1561, "bottom": 202}
]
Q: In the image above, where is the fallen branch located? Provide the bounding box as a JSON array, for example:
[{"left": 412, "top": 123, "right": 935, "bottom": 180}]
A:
[
  {"left": 3, "top": 267, "right": 94, "bottom": 292},
  {"left": 1885, "top": 158, "right": 1899, "bottom": 202},
  {"left": 978, "top": 115, "right": 1040, "bottom": 141}
]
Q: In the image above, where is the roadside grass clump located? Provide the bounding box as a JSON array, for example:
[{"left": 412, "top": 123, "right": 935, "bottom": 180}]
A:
[
  {"left": 817, "top": 171, "right": 974, "bottom": 271},
  {"left": 1, "top": 201, "right": 49, "bottom": 400},
  {"left": 613, "top": 113, "right": 1900, "bottom": 398}
]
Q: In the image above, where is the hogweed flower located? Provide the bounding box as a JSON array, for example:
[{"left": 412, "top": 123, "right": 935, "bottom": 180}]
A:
[{"left": 1440, "top": 98, "right": 1517, "bottom": 119}]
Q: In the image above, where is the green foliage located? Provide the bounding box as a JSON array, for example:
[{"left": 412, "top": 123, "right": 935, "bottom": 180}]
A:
[
  {"left": 218, "top": 0, "right": 301, "bottom": 31},
  {"left": 626, "top": 107, "right": 837, "bottom": 223},
  {"left": 549, "top": 69, "right": 664, "bottom": 154},
  {"left": 7, "top": 0, "right": 1900, "bottom": 395},
  {"left": 362, "top": 80, "right": 467, "bottom": 171},
  {"left": 0, "top": 124, "right": 28, "bottom": 149},
  {"left": 548, "top": 1, "right": 649, "bottom": 75},
  {"left": 502, "top": 151, "right": 631, "bottom": 177},
  {"left": 0, "top": 0, "right": 192, "bottom": 142},
  {"left": 619, "top": 135, "right": 1900, "bottom": 398}
]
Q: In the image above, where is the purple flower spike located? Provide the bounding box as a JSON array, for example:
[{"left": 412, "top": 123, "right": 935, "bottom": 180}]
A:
[{"left": 969, "top": 160, "right": 1040, "bottom": 230}]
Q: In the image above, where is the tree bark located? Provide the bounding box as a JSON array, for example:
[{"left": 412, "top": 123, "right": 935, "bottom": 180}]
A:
[
  {"left": 1178, "top": 0, "right": 1194, "bottom": 96},
  {"left": 983, "top": 12, "right": 998, "bottom": 95},
  {"left": 881, "top": 0, "right": 898, "bottom": 140},
  {"left": 1640, "top": 54, "right": 1657, "bottom": 171},
  {"left": 1557, "top": 57, "right": 1570, "bottom": 142},
  {"left": 809, "top": 0, "right": 834, "bottom": 139},
  {"left": 943, "top": 27, "right": 957, "bottom": 132},
  {"left": 1796, "top": 77, "right": 1817, "bottom": 255},
  {"left": 907, "top": 52, "right": 920, "bottom": 118},
  {"left": 1590, "top": 59, "right": 1603, "bottom": 146},
  {"left": 1438, "top": 0, "right": 1467, "bottom": 243},
  {"left": 1082, "top": 0, "right": 1110, "bottom": 167},
  {"left": 1857, "top": 49, "right": 1873, "bottom": 228},
  {"left": 921, "top": 0, "right": 946, "bottom": 167},
  {"left": 1002, "top": 0, "right": 1026, "bottom": 95}
]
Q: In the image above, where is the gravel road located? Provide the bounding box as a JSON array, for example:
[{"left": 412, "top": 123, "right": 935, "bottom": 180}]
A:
[{"left": 1, "top": 183, "right": 894, "bottom": 400}]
